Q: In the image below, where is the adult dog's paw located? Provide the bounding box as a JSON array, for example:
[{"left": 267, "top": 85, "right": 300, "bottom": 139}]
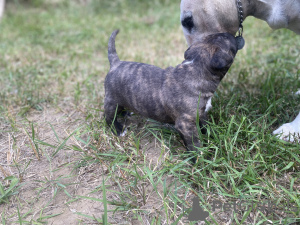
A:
[{"left": 273, "top": 123, "right": 300, "bottom": 143}]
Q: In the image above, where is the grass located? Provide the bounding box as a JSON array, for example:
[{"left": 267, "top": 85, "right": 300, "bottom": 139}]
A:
[
  {"left": 0, "top": 176, "right": 21, "bottom": 204},
  {"left": 0, "top": 0, "right": 300, "bottom": 224}
]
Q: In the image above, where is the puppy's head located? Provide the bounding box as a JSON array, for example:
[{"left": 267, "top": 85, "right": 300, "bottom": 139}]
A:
[{"left": 184, "top": 33, "right": 237, "bottom": 78}]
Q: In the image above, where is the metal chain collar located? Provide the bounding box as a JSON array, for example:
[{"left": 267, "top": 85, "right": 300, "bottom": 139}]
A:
[
  {"left": 236, "top": 0, "right": 244, "bottom": 36},
  {"left": 235, "top": 0, "right": 245, "bottom": 50}
]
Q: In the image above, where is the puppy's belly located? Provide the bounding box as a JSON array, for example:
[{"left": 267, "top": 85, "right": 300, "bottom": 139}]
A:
[{"left": 120, "top": 93, "right": 174, "bottom": 123}]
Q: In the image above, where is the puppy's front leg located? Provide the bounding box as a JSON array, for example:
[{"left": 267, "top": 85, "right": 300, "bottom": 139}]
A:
[
  {"left": 175, "top": 114, "right": 202, "bottom": 162},
  {"left": 199, "top": 112, "right": 208, "bottom": 135}
]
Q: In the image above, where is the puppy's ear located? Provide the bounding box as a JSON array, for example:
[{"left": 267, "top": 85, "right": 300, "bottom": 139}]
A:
[
  {"left": 184, "top": 46, "right": 199, "bottom": 61},
  {"left": 210, "top": 48, "right": 234, "bottom": 71}
]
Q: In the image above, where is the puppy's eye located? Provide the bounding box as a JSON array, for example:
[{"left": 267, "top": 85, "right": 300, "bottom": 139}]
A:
[{"left": 222, "top": 36, "right": 229, "bottom": 40}]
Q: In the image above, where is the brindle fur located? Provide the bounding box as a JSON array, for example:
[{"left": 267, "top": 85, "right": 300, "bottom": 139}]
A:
[{"left": 104, "top": 30, "right": 237, "bottom": 159}]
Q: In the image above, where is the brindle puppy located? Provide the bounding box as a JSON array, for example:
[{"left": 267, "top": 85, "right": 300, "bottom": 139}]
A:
[{"left": 104, "top": 30, "right": 237, "bottom": 158}]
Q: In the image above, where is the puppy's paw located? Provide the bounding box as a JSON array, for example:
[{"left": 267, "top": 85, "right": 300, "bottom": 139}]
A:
[
  {"left": 273, "top": 123, "right": 300, "bottom": 143},
  {"left": 109, "top": 121, "right": 125, "bottom": 136},
  {"left": 120, "top": 129, "right": 127, "bottom": 137}
]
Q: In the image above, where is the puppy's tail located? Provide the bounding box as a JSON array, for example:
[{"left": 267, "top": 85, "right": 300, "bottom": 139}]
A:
[{"left": 108, "top": 29, "right": 120, "bottom": 68}]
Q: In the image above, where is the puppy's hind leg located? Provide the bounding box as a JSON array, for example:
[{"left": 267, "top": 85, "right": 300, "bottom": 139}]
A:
[{"left": 104, "top": 99, "right": 125, "bottom": 136}]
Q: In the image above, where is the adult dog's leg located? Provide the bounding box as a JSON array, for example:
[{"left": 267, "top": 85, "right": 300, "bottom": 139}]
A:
[
  {"left": 0, "top": 0, "right": 5, "bottom": 19},
  {"left": 273, "top": 112, "right": 300, "bottom": 143},
  {"left": 273, "top": 91, "right": 300, "bottom": 142}
]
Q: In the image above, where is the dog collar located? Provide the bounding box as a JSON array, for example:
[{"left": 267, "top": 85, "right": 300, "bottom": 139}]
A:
[{"left": 236, "top": 0, "right": 245, "bottom": 50}]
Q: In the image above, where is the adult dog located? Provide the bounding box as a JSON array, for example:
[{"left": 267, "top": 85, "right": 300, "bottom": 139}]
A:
[{"left": 180, "top": 0, "right": 300, "bottom": 142}]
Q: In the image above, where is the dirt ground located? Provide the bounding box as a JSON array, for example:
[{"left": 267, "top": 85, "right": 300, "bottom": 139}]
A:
[
  {"left": 0, "top": 103, "right": 193, "bottom": 224},
  {"left": 0, "top": 104, "right": 112, "bottom": 224}
]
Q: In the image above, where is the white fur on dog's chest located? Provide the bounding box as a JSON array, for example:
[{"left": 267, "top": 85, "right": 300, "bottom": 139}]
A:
[
  {"left": 205, "top": 97, "right": 212, "bottom": 112},
  {"left": 183, "top": 59, "right": 194, "bottom": 65}
]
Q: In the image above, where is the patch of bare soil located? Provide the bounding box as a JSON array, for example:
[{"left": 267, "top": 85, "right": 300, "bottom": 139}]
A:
[
  {"left": 0, "top": 104, "right": 209, "bottom": 224},
  {"left": 0, "top": 104, "right": 118, "bottom": 224}
]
